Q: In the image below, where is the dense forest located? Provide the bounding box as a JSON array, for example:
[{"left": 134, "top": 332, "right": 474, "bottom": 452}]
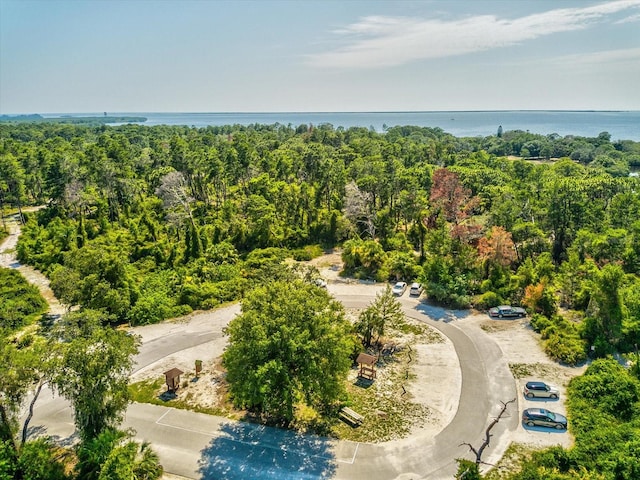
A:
[{"left": 1, "top": 121, "right": 640, "bottom": 479}]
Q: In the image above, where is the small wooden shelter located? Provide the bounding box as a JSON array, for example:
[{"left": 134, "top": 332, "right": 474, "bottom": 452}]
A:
[
  {"left": 356, "top": 353, "right": 377, "bottom": 380},
  {"left": 164, "top": 367, "right": 184, "bottom": 392}
]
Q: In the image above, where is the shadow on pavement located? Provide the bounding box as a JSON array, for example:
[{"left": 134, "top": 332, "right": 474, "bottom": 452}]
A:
[
  {"left": 413, "top": 302, "right": 470, "bottom": 322},
  {"left": 523, "top": 395, "right": 560, "bottom": 403},
  {"left": 198, "top": 421, "right": 337, "bottom": 479},
  {"left": 521, "top": 423, "right": 567, "bottom": 434},
  {"left": 26, "top": 425, "right": 79, "bottom": 447}
]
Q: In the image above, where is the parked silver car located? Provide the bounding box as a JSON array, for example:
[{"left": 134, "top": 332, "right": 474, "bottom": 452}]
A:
[
  {"left": 522, "top": 408, "right": 567, "bottom": 429},
  {"left": 524, "top": 381, "right": 559, "bottom": 399}
]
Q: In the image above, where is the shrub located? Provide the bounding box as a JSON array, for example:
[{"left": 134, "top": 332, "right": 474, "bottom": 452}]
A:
[
  {"left": 127, "top": 291, "right": 175, "bottom": 326},
  {"left": 529, "top": 313, "right": 552, "bottom": 333},
  {"left": 292, "top": 403, "right": 321, "bottom": 433},
  {"left": 384, "top": 250, "right": 419, "bottom": 281},
  {"left": 341, "top": 238, "right": 387, "bottom": 278},
  {"left": 0, "top": 268, "right": 48, "bottom": 331},
  {"left": 291, "top": 245, "right": 324, "bottom": 261},
  {"left": 544, "top": 332, "right": 587, "bottom": 365},
  {"left": 570, "top": 358, "right": 640, "bottom": 420},
  {"left": 474, "top": 291, "right": 503, "bottom": 309},
  {"left": 425, "top": 283, "right": 471, "bottom": 309},
  {"left": 17, "top": 439, "right": 68, "bottom": 480},
  {"left": 529, "top": 313, "right": 587, "bottom": 365}
]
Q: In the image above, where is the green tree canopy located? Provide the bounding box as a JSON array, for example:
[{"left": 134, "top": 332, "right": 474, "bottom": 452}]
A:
[
  {"left": 53, "top": 323, "right": 139, "bottom": 441},
  {"left": 355, "top": 285, "right": 404, "bottom": 348},
  {"left": 222, "top": 279, "right": 354, "bottom": 424}
]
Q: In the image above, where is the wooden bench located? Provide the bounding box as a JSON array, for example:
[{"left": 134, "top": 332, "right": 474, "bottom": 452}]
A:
[{"left": 340, "top": 407, "right": 364, "bottom": 426}]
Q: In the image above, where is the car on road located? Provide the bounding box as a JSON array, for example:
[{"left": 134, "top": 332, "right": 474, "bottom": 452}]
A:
[
  {"left": 392, "top": 281, "right": 407, "bottom": 296},
  {"left": 522, "top": 408, "right": 567, "bottom": 429},
  {"left": 524, "top": 381, "right": 559, "bottom": 399},
  {"left": 488, "top": 305, "right": 526, "bottom": 318},
  {"left": 313, "top": 278, "right": 327, "bottom": 289},
  {"left": 409, "top": 282, "right": 423, "bottom": 296}
]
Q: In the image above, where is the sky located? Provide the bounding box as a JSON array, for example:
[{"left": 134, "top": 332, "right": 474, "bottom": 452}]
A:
[{"left": 1, "top": 0, "right": 639, "bottom": 113}]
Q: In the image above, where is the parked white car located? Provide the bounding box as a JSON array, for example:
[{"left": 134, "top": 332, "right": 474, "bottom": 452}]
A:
[
  {"left": 392, "top": 281, "right": 407, "bottom": 296},
  {"left": 409, "top": 282, "right": 423, "bottom": 296}
]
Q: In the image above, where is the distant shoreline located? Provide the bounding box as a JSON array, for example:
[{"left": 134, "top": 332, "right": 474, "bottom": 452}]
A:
[
  {"left": 0, "top": 114, "right": 147, "bottom": 125},
  {"left": 2, "top": 109, "right": 637, "bottom": 115},
  {"left": 1, "top": 111, "right": 638, "bottom": 140}
]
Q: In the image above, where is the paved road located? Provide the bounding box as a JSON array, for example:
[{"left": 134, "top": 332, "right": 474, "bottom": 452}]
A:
[{"left": 26, "top": 294, "right": 517, "bottom": 480}]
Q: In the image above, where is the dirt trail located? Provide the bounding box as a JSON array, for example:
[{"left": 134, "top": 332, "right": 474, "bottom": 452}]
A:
[{"left": 1, "top": 212, "right": 66, "bottom": 318}]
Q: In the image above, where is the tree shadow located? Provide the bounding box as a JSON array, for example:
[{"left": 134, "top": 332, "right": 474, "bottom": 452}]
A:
[
  {"left": 353, "top": 377, "right": 374, "bottom": 389},
  {"left": 414, "top": 301, "right": 470, "bottom": 322},
  {"left": 158, "top": 391, "right": 177, "bottom": 402},
  {"left": 197, "top": 421, "right": 338, "bottom": 479},
  {"left": 26, "top": 424, "right": 79, "bottom": 447}
]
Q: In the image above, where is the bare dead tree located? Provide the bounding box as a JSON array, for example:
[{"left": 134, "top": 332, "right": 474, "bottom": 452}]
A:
[
  {"left": 459, "top": 398, "right": 516, "bottom": 468},
  {"left": 155, "top": 171, "right": 195, "bottom": 227},
  {"left": 344, "top": 181, "right": 376, "bottom": 238}
]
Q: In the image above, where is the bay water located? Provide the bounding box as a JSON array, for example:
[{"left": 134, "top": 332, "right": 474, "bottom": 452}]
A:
[{"left": 45, "top": 111, "right": 640, "bottom": 141}]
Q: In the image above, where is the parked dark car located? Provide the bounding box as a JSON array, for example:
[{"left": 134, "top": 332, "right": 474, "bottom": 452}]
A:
[
  {"left": 522, "top": 408, "right": 567, "bottom": 429},
  {"left": 488, "top": 305, "right": 526, "bottom": 318},
  {"left": 524, "top": 381, "right": 559, "bottom": 399}
]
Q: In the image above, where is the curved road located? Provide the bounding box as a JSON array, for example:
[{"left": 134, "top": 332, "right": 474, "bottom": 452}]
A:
[{"left": 26, "top": 293, "right": 518, "bottom": 480}]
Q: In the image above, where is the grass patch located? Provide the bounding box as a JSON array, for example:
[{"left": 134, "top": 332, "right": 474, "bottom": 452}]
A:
[
  {"left": 393, "top": 318, "right": 445, "bottom": 343},
  {"left": 394, "top": 318, "right": 426, "bottom": 336},
  {"left": 480, "top": 320, "right": 521, "bottom": 333},
  {"left": 128, "top": 376, "right": 233, "bottom": 418},
  {"left": 509, "top": 362, "right": 562, "bottom": 379}
]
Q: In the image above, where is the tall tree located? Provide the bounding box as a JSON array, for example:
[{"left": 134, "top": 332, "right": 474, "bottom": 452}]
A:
[
  {"left": 355, "top": 285, "right": 404, "bottom": 348},
  {"left": 429, "top": 168, "right": 473, "bottom": 225},
  {"left": 53, "top": 324, "right": 139, "bottom": 441},
  {"left": 344, "top": 181, "right": 376, "bottom": 238},
  {"left": 222, "top": 280, "right": 353, "bottom": 423},
  {"left": 478, "top": 226, "right": 517, "bottom": 267},
  {"left": 584, "top": 264, "right": 627, "bottom": 353},
  {"left": 0, "top": 154, "right": 27, "bottom": 224}
]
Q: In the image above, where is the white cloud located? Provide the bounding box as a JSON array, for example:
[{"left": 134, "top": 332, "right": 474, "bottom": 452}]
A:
[
  {"left": 306, "top": 0, "right": 640, "bottom": 69},
  {"left": 615, "top": 12, "right": 640, "bottom": 22},
  {"left": 551, "top": 46, "right": 640, "bottom": 66}
]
